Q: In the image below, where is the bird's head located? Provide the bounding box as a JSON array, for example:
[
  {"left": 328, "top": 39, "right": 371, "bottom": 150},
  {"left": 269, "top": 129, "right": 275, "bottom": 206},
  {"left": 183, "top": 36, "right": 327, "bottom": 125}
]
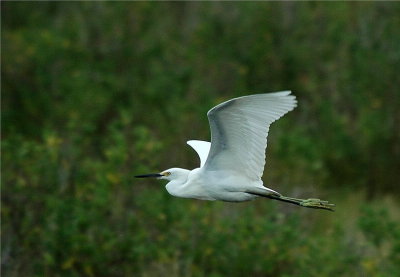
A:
[{"left": 135, "top": 168, "right": 189, "bottom": 182}]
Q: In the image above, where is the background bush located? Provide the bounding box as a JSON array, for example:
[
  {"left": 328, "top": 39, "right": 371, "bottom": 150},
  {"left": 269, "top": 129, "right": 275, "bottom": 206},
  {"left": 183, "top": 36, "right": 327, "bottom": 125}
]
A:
[{"left": 2, "top": 2, "right": 400, "bottom": 276}]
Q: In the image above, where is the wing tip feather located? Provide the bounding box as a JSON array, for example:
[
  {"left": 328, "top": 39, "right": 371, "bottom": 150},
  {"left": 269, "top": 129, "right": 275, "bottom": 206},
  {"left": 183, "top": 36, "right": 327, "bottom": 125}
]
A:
[{"left": 207, "top": 90, "right": 297, "bottom": 118}]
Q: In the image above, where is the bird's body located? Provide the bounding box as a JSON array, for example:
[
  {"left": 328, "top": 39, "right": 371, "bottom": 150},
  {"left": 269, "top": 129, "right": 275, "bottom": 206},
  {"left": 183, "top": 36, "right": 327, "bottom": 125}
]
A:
[
  {"left": 165, "top": 167, "right": 261, "bottom": 202},
  {"left": 136, "top": 91, "right": 335, "bottom": 211}
]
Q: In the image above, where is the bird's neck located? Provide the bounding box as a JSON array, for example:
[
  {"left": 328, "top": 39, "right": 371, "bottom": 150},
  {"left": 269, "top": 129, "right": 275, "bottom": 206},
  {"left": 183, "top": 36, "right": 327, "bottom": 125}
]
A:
[{"left": 165, "top": 169, "right": 190, "bottom": 198}]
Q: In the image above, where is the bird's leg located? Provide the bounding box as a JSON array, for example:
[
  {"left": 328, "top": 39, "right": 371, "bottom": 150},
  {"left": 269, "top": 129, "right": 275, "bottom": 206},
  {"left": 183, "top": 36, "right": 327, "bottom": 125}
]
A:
[{"left": 263, "top": 194, "right": 335, "bottom": 211}]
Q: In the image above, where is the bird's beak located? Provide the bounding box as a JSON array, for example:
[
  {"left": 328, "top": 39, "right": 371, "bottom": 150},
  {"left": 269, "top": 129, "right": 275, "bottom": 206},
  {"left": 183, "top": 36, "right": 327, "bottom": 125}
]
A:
[{"left": 135, "top": 173, "right": 163, "bottom": 178}]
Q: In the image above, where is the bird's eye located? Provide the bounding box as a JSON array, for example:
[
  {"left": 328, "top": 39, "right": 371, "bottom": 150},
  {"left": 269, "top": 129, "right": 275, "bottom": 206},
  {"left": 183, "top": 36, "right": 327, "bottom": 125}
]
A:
[{"left": 164, "top": 172, "right": 171, "bottom": 176}]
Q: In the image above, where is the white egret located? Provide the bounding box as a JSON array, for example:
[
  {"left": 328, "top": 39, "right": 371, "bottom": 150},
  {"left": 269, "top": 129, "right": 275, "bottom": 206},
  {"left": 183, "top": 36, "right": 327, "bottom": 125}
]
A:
[{"left": 136, "top": 91, "right": 335, "bottom": 211}]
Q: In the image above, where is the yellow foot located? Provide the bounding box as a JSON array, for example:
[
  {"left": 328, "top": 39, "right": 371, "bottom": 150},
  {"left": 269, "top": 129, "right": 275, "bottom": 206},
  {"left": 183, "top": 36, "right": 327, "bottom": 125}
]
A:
[{"left": 300, "top": 198, "right": 335, "bottom": 211}]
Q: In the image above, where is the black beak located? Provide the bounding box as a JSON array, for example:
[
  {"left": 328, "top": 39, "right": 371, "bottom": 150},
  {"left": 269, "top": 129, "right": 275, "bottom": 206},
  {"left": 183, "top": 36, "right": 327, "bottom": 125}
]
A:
[{"left": 135, "top": 173, "right": 163, "bottom": 178}]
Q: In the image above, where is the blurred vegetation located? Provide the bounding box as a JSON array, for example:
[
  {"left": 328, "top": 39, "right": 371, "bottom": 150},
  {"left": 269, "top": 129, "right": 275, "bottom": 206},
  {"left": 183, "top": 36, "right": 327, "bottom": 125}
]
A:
[{"left": 2, "top": 2, "right": 400, "bottom": 277}]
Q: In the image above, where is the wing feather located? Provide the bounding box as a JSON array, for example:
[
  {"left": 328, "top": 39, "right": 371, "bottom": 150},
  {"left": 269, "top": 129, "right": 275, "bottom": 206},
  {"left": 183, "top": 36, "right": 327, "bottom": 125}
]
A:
[
  {"left": 187, "top": 140, "right": 211, "bottom": 167},
  {"left": 204, "top": 91, "right": 297, "bottom": 180}
]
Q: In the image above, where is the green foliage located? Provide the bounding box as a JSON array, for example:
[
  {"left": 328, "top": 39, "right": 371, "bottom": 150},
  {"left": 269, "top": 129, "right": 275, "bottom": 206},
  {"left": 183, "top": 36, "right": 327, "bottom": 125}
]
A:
[
  {"left": 358, "top": 205, "right": 400, "bottom": 276},
  {"left": 2, "top": 2, "right": 400, "bottom": 276}
]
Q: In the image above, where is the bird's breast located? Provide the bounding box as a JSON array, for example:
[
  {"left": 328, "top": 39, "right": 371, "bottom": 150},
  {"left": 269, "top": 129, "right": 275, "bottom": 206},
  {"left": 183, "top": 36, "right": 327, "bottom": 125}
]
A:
[{"left": 165, "top": 169, "right": 216, "bottom": 201}]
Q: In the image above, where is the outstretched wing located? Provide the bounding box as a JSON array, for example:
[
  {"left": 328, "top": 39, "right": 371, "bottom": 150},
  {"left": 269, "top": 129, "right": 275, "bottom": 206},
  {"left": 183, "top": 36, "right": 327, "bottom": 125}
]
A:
[
  {"left": 204, "top": 91, "right": 297, "bottom": 180},
  {"left": 187, "top": 140, "right": 211, "bottom": 167}
]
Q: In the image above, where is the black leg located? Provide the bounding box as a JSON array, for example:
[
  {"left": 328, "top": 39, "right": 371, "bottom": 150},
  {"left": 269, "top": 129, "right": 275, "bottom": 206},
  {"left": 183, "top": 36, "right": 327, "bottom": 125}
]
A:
[{"left": 250, "top": 193, "right": 335, "bottom": 211}]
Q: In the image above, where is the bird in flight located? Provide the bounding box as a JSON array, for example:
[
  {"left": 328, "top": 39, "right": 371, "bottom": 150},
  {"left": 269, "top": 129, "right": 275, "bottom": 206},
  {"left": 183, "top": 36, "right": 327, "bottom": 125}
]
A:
[{"left": 136, "top": 91, "right": 335, "bottom": 211}]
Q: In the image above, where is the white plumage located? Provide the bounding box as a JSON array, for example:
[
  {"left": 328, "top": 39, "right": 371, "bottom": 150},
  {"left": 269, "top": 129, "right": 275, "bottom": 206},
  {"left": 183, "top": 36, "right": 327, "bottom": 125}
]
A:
[
  {"left": 205, "top": 91, "right": 296, "bottom": 180},
  {"left": 186, "top": 140, "right": 211, "bottom": 168},
  {"left": 136, "top": 91, "right": 335, "bottom": 211}
]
